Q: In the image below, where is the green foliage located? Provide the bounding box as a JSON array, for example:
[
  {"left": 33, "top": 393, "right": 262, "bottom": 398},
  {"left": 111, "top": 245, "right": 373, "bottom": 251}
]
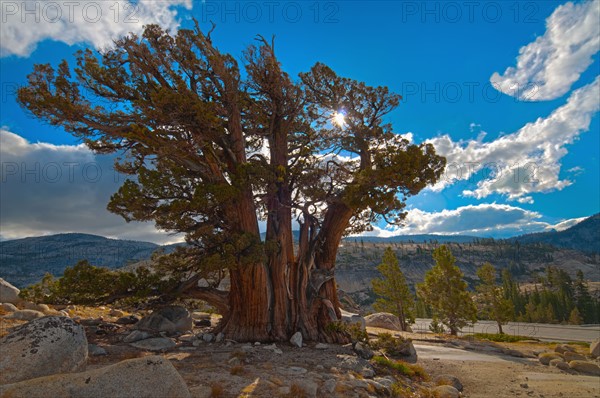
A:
[
  {"left": 372, "top": 247, "right": 415, "bottom": 330},
  {"left": 325, "top": 321, "right": 368, "bottom": 344},
  {"left": 372, "top": 356, "right": 429, "bottom": 380},
  {"left": 428, "top": 318, "right": 445, "bottom": 334},
  {"left": 476, "top": 262, "right": 514, "bottom": 333},
  {"left": 19, "top": 260, "right": 169, "bottom": 306},
  {"left": 371, "top": 332, "right": 413, "bottom": 358},
  {"left": 417, "top": 245, "right": 477, "bottom": 335},
  {"left": 472, "top": 333, "right": 534, "bottom": 343}
]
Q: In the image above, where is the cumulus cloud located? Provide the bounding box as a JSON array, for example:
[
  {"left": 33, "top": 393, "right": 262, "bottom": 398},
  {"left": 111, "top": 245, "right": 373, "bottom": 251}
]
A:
[
  {"left": 428, "top": 76, "right": 599, "bottom": 202},
  {"left": 1, "top": 0, "right": 192, "bottom": 57},
  {"left": 0, "top": 129, "right": 179, "bottom": 244},
  {"left": 360, "top": 204, "right": 550, "bottom": 238},
  {"left": 490, "top": 0, "right": 599, "bottom": 101}
]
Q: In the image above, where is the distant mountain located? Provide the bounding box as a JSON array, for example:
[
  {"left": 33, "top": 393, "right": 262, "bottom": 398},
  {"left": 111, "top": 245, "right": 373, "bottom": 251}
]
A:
[
  {"left": 509, "top": 213, "right": 600, "bottom": 254},
  {"left": 0, "top": 233, "right": 160, "bottom": 288},
  {"left": 344, "top": 234, "right": 478, "bottom": 244}
]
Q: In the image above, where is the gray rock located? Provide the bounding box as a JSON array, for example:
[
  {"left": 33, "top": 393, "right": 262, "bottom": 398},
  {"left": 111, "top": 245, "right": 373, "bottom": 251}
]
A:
[
  {"left": 364, "top": 312, "right": 403, "bottom": 331},
  {"left": 290, "top": 331, "right": 303, "bottom": 348},
  {"left": 116, "top": 315, "right": 139, "bottom": 325},
  {"left": 569, "top": 360, "right": 600, "bottom": 376},
  {"left": 1, "top": 302, "right": 18, "bottom": 312},
  {"left": 564, "top": 351, "right": 587, "bottom": 362},
  {"left": 4, "top": 309, "right": 45, "bottom": 321},
  {"left": 549, "top": 358, "right": 570, "bottom": 371},
  {"left": 0, "top": 316, "right": 87, "bottom": 384},
  {"left": 539, "top": 352, "right": 563, "bottom": 365},
  {"left": 202, "top": 333, "right": 214, "bottom": 343},
  {"left": 177, "top": 334, "right": 197, "bottom": 343},
  {"left": 130, "top": 337, "right": 176, "bottom": 352},
  {"left": 434, "top": 375, "right": 463, "bottom": 392},
  {"left": 123, "top": 330, "right": 151, "bottom": 343},
  {"left": 590, "top": 339, "right": 600, "bottom": 358},
  {"left": 336, "top": 354, "right": 375, "bottom": 378},
  {"left": 366, "top": 379, "right": 390, "bottom": 395},
  {"left": 321, "top": 379, "right": 337, "bottom": 395},
  {"left": 88, "top": 344, "right": 107, "bottom": 356},
  {"left": 293, "top": 379, "right": 318, "bottom": 398},
  {"left": 433, "top": 385, "right": 460, "bottom": 398},
  {"left": 278, "top": 366, "right": 308, "bottom": 376},
  {"left": 0, "top": 278, "right": 21, "bottom": 305},
  {"left": 263, "top": 344, "right": 283, "bottom": 354},
  {"left": 215, "top": 332, "right": 225, "bottom": 343},
  {"left": 0, "top": 355, "right": 191, "bottom": 398},
  {"left": 23, "top": 302, "right": 51, "bottom": 314},
  {"left": 340, "top": 309, "right": 366, "bottom": 330},
  {"left": 315, "top": 343, "right": 329, "bottom": 350},
  {"left": 354, "top": 341, "right": 374, "bottom": 359},
  {"left": 191, "top": 311, "right": 211, "bottom": 320},
  {"left": 373, "top": 376, "right": 395, "bottom": 389},
  {"left": 555, "top": 344, "right": 576, "bottom": 354},
  {"left": 136, "top": 306, "right": 193, "bottom": 334},
  {"left": 109, "top": 309, "right": 124, "bottom": 317}
]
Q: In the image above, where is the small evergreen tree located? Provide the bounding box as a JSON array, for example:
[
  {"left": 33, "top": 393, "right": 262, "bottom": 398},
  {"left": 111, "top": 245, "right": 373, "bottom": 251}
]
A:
[
  {"left": 417, "top": 245, "right": 477, "bottom": 335},
  {"left": 371, "top": 247, "right": 415, "bottom": 331},
  {"left": 476, "top": 263, "right": 514, "bottom": 334},
  {"left": 568, "top": 307, "right": 583, "bottom": 325}
]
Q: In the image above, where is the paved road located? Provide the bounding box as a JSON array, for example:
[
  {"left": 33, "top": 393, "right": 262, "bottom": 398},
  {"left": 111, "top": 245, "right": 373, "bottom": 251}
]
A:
[{"left": 412, "top": 318, "right": 600, "bottom": 342}]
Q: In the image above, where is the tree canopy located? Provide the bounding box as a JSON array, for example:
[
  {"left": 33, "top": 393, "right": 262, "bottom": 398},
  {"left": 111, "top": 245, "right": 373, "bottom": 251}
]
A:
[
  {"left": 417, "top": 245, "right": 477, "bottom": 335},
  {"left": 372, "top": 247, "right": 415, "bottom": 331},
  {"left": 18, "top": 22, "right": 445, "bottom": 342}
]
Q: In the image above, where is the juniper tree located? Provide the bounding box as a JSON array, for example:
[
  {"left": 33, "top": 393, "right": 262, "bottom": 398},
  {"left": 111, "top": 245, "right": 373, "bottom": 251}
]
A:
[
  {"left": 372, "top": 247, "right": 415, "bottom": 331},
  {"left": 417, "top": 245, "right": 477, "bottom": 335},
  {"left": 17, "top": 23, "right": 445, "bottom": 342},
  {"left": 475, "top": 262, "right": 514, "bottom": 334}
]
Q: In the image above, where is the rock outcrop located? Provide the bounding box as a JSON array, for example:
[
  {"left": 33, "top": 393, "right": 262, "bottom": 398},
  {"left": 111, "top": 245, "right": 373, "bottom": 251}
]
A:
[
  {"left": 0, "top": 356, "right": 192, "bottom": 398},
  {"left": 590, "top": 339, "right": 600, "bottom": 358},
  {"left": 135, "top": 306, "right": 192, "bottom": 334},
  {"left": 0, "top": 278, "right": 21, "bottom": 305},
  {"left": 364, "top": 312, "right": 402, "bottom": 331},
  {"left": 0, "top": 316, "right": 87, "bottom": 384}
]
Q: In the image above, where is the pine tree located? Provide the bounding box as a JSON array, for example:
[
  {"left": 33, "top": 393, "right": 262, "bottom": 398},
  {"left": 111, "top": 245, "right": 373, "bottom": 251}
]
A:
[
  {"left": 574, "top": 270, "right": 597, "bottom": 324},
  {"left": 417, "top": 245, "right": 477, "bottom": 335},
  {"left": 568, "top": 307, "right": 583, "bottom": 325},
  {"left": 476, "top": 263, "right": 514, "bottom": 334},
  {"left": 371, "top": 247, "right": 415, "bottom": 331},
  {"left": 16, "top": 23, "right": 445, "bottom": 343}
]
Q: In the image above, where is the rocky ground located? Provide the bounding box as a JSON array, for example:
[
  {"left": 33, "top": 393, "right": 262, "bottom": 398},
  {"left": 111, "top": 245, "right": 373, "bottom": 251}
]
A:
[{"left": 1, "top": 302, "right": 599, "bottom": 398}]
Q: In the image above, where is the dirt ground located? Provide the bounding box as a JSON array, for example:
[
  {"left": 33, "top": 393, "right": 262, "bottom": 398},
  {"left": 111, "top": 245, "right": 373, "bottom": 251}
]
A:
[{"left": 1, "top": 308, "right": 599, "bottom": 397}]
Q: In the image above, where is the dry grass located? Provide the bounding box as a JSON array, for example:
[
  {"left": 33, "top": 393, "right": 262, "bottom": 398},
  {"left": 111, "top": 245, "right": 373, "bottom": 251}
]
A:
[
  {"left": 209, "top": 383, "right": 224, "bottom": 398},
  {"left": 230, "top": 365, "right": 244, "bottom": 375},
  {"left": 281, "top": 383, "right": 308, "bottom": 398}
]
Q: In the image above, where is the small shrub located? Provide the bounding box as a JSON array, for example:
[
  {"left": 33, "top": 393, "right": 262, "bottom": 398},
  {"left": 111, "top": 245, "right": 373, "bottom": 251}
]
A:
[
  {"left": 428, "top": 319, "right": 445, "bottom": 334},
  {"left": 230, "top": 365, "right": 244, "bottom": 375},
  {"left": 229, "top": 350, "right": 247, "bottom": 360},
  {"left": 372, "top": 356, "right": 429, "bottom": 381},
  {"left": 325, "top": 321, "right": 368, "bottom": 344},
  {"left": 472, "top": 333, "right": 533, "bottom": 343},
  {"left": 372, "top": 332, "right": 412, "bottom": 358},
  {"left": 210, "top": 383, "right": 224, "bottom": 398},
  {"left": 281, "top": 383, "right": 308, "bottom": 398}
]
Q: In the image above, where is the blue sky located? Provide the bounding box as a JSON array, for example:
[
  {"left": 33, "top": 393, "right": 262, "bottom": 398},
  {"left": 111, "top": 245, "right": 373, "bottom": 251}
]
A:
[{"left": 1, "top": 0, "right": 599, "bottom": 244}]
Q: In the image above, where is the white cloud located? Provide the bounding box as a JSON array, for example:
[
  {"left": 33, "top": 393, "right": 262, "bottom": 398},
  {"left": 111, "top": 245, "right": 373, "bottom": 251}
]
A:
[
  {"left": 490, "top": 0, "right": 600, "bottom": 101},
  {"left": 360, "top": 203, "right": 551, "bottom": 238},
  {"left": 428, "top": 76, "right": 599, "bottom": 201},
  {"left": 0, "top": 129, "right": 178, "bottom": 244},
  {"left": 1, "top": 0, "right": 192, "bottom": 57},
  {"left": 545, "top": 216, "right": 587, "bottom": 231}
]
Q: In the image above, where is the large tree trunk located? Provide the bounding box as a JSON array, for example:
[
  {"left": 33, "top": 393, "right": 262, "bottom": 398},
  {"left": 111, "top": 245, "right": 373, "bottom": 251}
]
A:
[{"left": 294, "top": 203, "right": 354, "bottom": 343}]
